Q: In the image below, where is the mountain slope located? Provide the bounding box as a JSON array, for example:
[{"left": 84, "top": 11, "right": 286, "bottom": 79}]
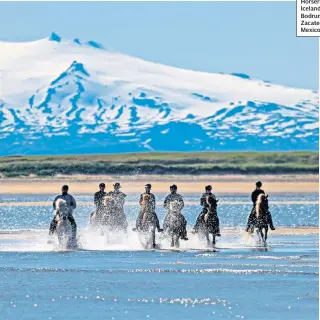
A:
[{"left": 0, "top": 32, "right": 318, "bottom": 155}]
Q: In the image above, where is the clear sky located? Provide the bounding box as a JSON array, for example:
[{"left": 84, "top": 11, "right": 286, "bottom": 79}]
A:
[{"left": 0, "top": 1, "right": 318, "bottom": 90}]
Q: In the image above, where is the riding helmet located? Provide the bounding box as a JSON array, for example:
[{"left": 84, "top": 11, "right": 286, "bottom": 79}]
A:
[
  {"left": 256, "top": 181, "right": 262, "bottom": 188},
  {"left": 170, "top": 184, "right": 177, "bottom": 190},
  {"left": 205, "top": 185, "right": 212, "bottom": 191},
  {"left": 145, "top": 183, "right": 152, "bottom": 188}
]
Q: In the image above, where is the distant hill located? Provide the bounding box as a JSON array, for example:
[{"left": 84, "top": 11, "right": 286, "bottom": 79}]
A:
[
  {"left": 0, "top": 152, "right": 318, "bottom": 177},
  {"left": 0, "top": 32, "right": 318, "bottom": 155}
]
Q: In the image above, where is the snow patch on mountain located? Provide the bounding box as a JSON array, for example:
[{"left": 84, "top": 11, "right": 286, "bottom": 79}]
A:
[{"left": 0, "top": 33, "right": 318, "bottom": 155}]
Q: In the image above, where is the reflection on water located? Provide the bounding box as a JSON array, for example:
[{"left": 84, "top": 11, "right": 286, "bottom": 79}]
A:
[{"left": 0, "top": 193, "right": 318, "bottom": 230}]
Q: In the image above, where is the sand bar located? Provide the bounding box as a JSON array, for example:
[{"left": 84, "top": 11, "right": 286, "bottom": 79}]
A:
[{"left": 0, "top": 174, "right": 318, "bottom": 194}]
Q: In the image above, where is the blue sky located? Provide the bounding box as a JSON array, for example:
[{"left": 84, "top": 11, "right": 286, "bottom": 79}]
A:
[{"left": 0, "top": 1, "right": 318, "bottom": 90}]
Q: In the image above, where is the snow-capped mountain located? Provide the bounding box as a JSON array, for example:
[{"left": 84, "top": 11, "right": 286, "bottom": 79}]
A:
[{"left": 0, "top": 32, "right": 318, "bottom": 155}]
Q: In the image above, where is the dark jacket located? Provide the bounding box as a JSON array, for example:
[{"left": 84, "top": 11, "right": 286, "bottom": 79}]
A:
[
  {"left": 164, "top": 193, "right": 184, "bottom": 212},
  {"left": 53, "top": 194, "right": 77, "bottom": 210},
  {"left": 200, "top": 193, "right": 217, "bottom": 209},
  {"left": 94, "top": 191, "right": 107, "bottom": 208},
  {"left": 251, "top": 189, "right": 265, "bottom": 205}
]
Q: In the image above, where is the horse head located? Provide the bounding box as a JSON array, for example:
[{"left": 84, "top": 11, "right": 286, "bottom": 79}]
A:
[
  {"left": 169, "top": 200, "right": 182, "bottom": 212},
  {"left": 104, "top": 196, "right": 113, "bottom": 207},
  {"left": 207, "top": 196, "right": 219, "bottom": 209},
  {"left": 55, "top": 199, "right": 69, "bottom": 220}
]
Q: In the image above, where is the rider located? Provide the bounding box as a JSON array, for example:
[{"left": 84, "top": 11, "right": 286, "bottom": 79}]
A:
[
  {"left": 107, "top": 182, "right": 128, "bottom": 231},
  {"left": 200, "top": 185, "right": 216, "bottom": 209},
  {"left": 94, "top": 183, "right": 107, "bottom": 210},
  {"left": 193, "top": 185, "right": 221, "bottom": 236},
  {"left": 245, "top": 181, "right": 275, "bottom": 232},
  {"left": 135, "top": 183, "right": 162, "bottom": 232},
  {"left": 49, "top": 185, "right": 77, "bottom": 239},
  {"left": 90, "top": 183, "right": 107, "bottom": 221},
  {"left": 163, "top": 184, "right": 188, "bottom": 240}
]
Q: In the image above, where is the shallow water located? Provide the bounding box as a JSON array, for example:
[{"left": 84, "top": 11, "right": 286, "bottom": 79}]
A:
[
  {"left": 0, "top": 193, "right": 318, "bottom": 320},
  {"left": 0, "top": 193, "right": 318, "bottom": 230}
]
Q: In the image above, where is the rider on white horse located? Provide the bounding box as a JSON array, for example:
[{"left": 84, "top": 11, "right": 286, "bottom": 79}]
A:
[
  {"left": 246, "top": 181, "right": 275, "bottom": 232},
  {"left": 163, "top": 184, "right": 188, "bottom": 240},
  {"left": 49, "top": 185, "right": 77, "bottom": 239}
]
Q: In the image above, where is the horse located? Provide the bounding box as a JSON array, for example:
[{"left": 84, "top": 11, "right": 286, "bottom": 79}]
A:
[
  {"left": 54, "top": 198, "right": 77, "bottom": 249},
  {"left": 193, "top": 197, "right": 220, "bottom": 247},
  {"left": 251, "top": 193, "right": 269, "bottom": 245},
  {"left": 163, "top": 200, "right": 187, "bottom": 248},
  {"left": 134, "top": 194, "right": 161, "bottom": 249},
  {"left": 89, "top": 197, "right": 110, "bottom": 230},
  {"left": 101, "top": 196, "right": 128, "bottom": 243}
]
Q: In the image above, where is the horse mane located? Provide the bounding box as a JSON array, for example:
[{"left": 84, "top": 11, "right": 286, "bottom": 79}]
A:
[
  {"left": 141, "top": 194, "right": 151, "bottom": 212},
  {"left": 104, "top": 196, "right": 112, "bottom": 206},
  {"left": 255, "top": 193, "right": 266, "bottom": 218},
  {"left": 141, "top": 194, "right": 151, "bottom": 226},
  {"left": 169, "top": 200, "right": 182, "bottom": 212}
]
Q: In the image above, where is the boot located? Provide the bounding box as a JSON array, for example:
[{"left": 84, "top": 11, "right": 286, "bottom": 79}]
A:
[
  {"left": 181, "top": 228, "right": 188, "bottom": 240},
  {"left": 48, "top": 219, "right": 57, "bottom": 235}
]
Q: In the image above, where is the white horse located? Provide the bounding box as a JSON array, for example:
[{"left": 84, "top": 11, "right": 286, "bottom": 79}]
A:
[
  {"left": 163, "top": 200, "right": 187, "bottom": 248},
  {"left": 55, "top": 198, "right": 77, "bottom": 249}
]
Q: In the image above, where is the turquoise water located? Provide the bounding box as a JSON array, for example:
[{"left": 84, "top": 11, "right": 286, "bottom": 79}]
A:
[{"left": 0, "top": 193, "right": 318, "bottom": 320}]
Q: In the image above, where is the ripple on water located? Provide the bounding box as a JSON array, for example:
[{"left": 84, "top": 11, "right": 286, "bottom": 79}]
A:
[{"left": 1, "top": 266, "right": 318, "bottom": 276}]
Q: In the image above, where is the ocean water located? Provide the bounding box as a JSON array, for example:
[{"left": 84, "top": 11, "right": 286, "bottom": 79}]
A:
[{"left": 0, "top": 193, "right": 318, "bottom": 320}]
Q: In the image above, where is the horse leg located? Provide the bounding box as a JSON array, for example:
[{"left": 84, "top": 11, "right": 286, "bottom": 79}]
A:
[
  {"left": 171, "top": 235, "right": 174, "bottom": 248},
  {"left": 212, "top": 234, "right": 216, "bottom": 247},
  {"left": 175, "top": 236, "right": 180, "bottom": 249},
  {"left": 152, "top": 228, "right": 156, "bottom": 249},
  {"left": 205, "top": 232, "right": 210, "bottom": 247},
  {"left": 256, "top": 229, "right": 262, "bottom": 244},
  {"left": 264, "top": 227, "right": 268, "bottom": 244}
]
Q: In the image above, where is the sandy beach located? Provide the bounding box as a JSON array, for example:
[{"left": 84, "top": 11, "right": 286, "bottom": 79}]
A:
[{"left": 0, "top": 174, "right": 318, "bottom": 194}]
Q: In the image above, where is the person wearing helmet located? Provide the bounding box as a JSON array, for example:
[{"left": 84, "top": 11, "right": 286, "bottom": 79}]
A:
[
  {"left": 48, "top": 185, "right": 77, "bottom": 240},
  {"left": 107, "top": 182, "right": 128, "bottom": 231},
  {"left": 246, "top": 181, "right": 275, "bottom": 232},
  {"left": 135, "top": 184, "right": 162, "bottom": 232},
  {"left": 163, "top": 184, "right": 188, "bottom": 240}
]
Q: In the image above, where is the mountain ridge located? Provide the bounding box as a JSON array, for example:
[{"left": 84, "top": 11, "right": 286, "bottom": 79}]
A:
[{"left": 0, "top": 33, "right": 318, "bottom": 155}]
